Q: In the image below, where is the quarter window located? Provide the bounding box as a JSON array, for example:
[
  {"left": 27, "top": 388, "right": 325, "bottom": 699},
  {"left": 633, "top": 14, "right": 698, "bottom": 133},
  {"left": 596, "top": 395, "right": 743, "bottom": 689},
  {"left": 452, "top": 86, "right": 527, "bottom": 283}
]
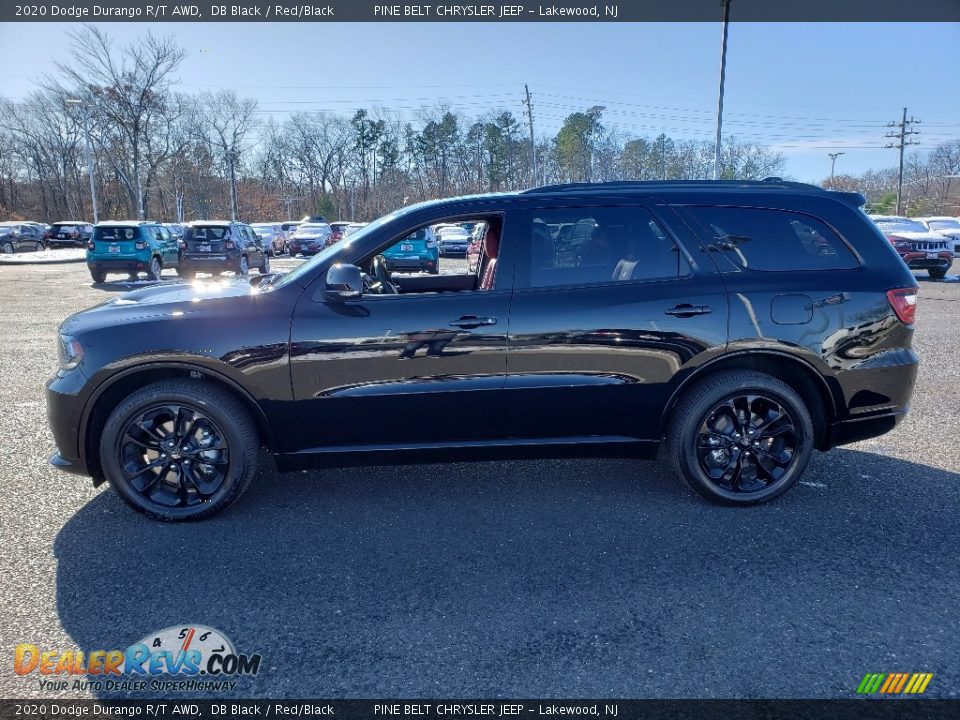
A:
[
  {"left": 528, "top": 207, "right": 683, "bottom": 288},
  {"left": 685, "top": 206, "right": 858, "bottom": 271}
]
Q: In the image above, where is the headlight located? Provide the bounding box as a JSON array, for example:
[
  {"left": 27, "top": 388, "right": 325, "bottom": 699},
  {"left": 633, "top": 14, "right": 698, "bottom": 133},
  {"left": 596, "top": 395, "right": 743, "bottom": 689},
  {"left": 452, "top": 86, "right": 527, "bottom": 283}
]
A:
[{"left": 57, "top": 334, "right": 84, "bottom": 371}]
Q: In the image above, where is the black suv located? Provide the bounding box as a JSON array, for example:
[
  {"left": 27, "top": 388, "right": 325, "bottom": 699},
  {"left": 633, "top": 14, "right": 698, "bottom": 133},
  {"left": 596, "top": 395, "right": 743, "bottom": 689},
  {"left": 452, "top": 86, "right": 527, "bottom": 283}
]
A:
[
  {"left": 47, "top": 181, "right": 920, "bottom": 520},
  {"left": 180, "top": 221, "right": 270, "bottom": 278}
]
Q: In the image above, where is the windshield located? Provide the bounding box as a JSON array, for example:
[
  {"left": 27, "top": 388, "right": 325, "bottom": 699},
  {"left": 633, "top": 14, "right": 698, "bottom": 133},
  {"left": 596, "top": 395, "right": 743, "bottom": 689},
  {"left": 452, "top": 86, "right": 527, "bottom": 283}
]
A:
[
  {"left": 874, "top": 218, "right": 927, "bottom": 233},
  {"left": 273, "top": 208, "right": 408, "bottom": 289}
]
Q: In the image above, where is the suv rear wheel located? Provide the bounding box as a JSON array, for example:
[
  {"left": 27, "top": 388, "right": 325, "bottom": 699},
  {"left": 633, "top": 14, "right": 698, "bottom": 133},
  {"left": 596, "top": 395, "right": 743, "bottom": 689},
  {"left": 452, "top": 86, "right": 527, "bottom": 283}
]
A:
[
  {"left": 259, "top": 252, "right": 270, "bottom": 275},
  {"left": 90, "top": 269, "right": 106, "bottom": 284},
  {"left": 664, "top": 370, "right": 814, "bottom": 505},
  {"left": 237, "top": 255, "right": 250, "bottom": 276},
  {"left": 98, "top": 379, "right": 259, "bottom": 521},
  {"left": 147, "top": 256, "right": 162, "bottom": 281}
]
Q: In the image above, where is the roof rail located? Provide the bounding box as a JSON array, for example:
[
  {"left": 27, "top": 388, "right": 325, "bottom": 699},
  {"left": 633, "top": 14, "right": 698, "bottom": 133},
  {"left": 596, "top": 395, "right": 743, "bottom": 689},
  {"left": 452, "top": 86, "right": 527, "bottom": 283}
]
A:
[{"left": 521, "top": 179, "right": 829, "bottom": 194}]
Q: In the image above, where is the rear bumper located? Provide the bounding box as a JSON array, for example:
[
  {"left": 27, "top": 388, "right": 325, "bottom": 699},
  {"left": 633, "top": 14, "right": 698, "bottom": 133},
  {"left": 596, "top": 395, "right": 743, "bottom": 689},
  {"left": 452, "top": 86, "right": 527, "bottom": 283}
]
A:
[
  {"left": 902, "top": 253, "right": 951, "bottom": 270},
  {"left": 88, "top": 256, "right": 152, "bottom": 271},
  {"left": 182, "top": 253, "right": 236, "bottom": 269},
  {"left": 384, "top": 256, "right": 436, "bottom": 271},
  {"left": 827, "top": 349, "right": 918, "bottom": 448}
]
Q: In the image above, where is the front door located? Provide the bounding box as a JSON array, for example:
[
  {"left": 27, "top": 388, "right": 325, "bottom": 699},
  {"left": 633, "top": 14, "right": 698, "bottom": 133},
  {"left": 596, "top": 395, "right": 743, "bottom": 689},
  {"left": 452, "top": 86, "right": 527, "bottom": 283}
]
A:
[{"left": 287, "top": 219, "right": 515, "bottom": 452}]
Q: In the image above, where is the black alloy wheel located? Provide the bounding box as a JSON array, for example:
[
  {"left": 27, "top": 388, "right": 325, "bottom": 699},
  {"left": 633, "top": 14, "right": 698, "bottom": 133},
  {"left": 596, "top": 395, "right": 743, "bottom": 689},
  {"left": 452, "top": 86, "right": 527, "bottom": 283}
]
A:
[
  {"left": 696, "top": 394, "right": 798, "bottom": 493},
  {"left": 100, "top": 379, "right": 259, "bottom": 521},
  {"left": 117, "top": 404, "right": 230, "bottom": 510},
  {"left": 665, "top": 370, "right": 813, "bottom": 505}
]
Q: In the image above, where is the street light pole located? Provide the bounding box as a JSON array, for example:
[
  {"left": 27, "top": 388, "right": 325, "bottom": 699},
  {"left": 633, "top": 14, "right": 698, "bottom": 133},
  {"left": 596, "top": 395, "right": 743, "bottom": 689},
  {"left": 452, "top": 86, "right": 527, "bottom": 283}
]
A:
[
  {"left": 66, "top": 98, "right": 98, "bottom": 224},
  {"left": 713, "top": 0, "right": 731, "bottom": 180},
  {"left": 827, "top": 152, "right": 845, "bottom": 183}
]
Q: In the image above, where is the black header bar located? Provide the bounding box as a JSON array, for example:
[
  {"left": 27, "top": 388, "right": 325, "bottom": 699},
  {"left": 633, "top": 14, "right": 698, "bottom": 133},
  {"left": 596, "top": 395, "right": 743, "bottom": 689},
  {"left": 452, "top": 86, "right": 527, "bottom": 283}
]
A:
[
  {"left": 1, "top": 700, "right": 958, "bottom": 720},
  {"left": 3, "top": 0, "right": 959, "bottom": 23}
]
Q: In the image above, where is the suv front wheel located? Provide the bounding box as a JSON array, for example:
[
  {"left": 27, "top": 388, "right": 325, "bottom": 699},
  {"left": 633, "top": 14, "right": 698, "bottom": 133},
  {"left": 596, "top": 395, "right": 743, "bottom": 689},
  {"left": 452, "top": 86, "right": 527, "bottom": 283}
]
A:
[
  {"left": 98, "top": 379, "right": 260, "bottom": 521},
  {"left": 664, "top": 370, "right": 814, "bottom": 505}
]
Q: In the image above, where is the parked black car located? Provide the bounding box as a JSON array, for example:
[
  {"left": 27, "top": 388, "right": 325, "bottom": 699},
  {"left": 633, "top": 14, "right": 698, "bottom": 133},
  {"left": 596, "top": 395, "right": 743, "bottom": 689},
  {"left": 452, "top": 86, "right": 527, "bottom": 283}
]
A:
[
  {"left": 47, "top": 180, "right": 920, "bottom": 520},
  {"left": 48, "top": 221, "right": 94, "bottom": 248},
  {"left": 179, "top": 221, "right": 270, "bottom": 278},
  {"left": 0, "top": 222, "right": 47, "bottom": 253}
]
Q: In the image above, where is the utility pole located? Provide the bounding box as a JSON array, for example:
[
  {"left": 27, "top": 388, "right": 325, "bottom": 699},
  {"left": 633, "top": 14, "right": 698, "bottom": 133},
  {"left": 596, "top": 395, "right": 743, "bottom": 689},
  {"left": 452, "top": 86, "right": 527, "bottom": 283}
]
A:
[
  {"left": 827, "top": 152, "right": 845, "bottom": 183},
  {"left": 885, "top": 107, "right": 921, "bottom": 215},
  {"left": 713, "top": 0, "right": 732, "bottom": 180},
  {"left": 523, "top": 84, "right": 537, "bottom": 186}
]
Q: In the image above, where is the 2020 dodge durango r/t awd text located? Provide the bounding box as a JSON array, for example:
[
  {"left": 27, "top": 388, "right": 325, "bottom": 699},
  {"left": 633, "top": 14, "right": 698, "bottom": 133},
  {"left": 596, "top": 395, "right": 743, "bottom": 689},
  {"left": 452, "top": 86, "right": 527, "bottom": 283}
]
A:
[{"left": 47, "top": 181, "right": 920, "bottom": 520}]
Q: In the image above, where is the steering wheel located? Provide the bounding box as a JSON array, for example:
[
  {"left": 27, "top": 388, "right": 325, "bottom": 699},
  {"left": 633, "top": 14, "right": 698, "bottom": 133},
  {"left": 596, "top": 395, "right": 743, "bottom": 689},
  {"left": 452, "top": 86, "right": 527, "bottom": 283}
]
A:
[{"left": 370, "top": 254, "right": 398, "bottom": 294}]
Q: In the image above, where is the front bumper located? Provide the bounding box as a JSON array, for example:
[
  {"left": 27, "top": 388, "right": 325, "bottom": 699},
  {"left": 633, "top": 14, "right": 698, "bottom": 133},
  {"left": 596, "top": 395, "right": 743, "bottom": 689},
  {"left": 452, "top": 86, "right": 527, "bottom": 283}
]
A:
[
  {"left": 902, "top": 252, "right": 951, "bottom": 271},
  {"left": 46, "top": 370, "right": 91, "bottom": 478}
]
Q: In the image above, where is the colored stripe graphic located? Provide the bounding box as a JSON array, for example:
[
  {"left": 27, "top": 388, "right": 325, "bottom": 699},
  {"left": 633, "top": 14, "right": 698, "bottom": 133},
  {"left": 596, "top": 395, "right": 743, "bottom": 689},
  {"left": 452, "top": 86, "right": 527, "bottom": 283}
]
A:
[
  {"left": 904, "top": 673, "right": 933, "bottom": 694},
  {"left": 857, "top": 672, "right": 932, "bottom": 694},
  {"left": 857, "top": 673, "right": 885, "bottom": 694}
]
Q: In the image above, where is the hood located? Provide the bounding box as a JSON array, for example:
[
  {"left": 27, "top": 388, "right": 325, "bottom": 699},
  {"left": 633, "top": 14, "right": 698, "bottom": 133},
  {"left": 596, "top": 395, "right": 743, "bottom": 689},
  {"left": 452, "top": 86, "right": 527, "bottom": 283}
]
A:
[
  {"left": 60, "top": 277, "right": 266, "bottom": 334},
  {"left": 884, "top": 230, "right": 948, "bottom": 242}
]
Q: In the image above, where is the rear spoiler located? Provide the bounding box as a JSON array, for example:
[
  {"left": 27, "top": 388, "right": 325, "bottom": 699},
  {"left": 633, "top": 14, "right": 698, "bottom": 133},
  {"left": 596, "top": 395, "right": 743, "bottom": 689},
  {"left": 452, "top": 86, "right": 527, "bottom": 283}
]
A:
[{"left": 831, "top": 190, "right": 867, "bottom": 208}]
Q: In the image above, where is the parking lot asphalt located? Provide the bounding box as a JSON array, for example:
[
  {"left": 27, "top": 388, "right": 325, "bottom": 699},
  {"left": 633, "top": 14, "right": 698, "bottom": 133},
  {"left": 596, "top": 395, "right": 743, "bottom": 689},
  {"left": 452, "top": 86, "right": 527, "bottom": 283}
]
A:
[{"left": 0, "top": 257, "right": 957, "bottom": 700}]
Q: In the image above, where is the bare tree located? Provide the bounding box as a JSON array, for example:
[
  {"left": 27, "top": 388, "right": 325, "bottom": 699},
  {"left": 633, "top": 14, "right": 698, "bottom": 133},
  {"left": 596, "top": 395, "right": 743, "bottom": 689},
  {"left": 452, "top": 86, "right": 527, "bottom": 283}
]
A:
[
  {"left": 197, "top": 90, "right": 259, "bottom": 220},
  {"left": 48, "top": 24, "right": 185, "bottom": 218}
]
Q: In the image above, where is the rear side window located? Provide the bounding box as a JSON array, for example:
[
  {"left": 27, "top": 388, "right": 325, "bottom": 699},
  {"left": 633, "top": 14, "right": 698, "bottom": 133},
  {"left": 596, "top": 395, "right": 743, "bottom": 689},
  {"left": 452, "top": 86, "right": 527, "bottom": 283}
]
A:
[
  {"left": 94, "top": 226, "right": 141, "bottom": 241},
  {"left": 684, "top": 206, "right": 858, "bottom": 271},
  {"left": 528, "top": 206, "right": 684, "bottom": 288}
]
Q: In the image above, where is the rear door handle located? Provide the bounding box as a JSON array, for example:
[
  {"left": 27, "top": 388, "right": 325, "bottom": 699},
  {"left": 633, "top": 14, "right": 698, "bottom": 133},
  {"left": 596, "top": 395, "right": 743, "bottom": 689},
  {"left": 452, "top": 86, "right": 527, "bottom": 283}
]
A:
[
  {"left": 449, "top": 316, "right": 497, "bottom": 329},
  {"left": 664, "top": 304, "right": 712, "bottom": 318}
]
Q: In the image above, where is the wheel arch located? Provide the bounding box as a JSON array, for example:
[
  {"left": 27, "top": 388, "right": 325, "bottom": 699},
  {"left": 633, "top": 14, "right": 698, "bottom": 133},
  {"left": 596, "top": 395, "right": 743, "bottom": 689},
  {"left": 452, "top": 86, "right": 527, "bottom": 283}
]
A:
[
  {"left": 81, "top": 362, "right": 275, "bottom": 484},
  {"left": 659, "top": 351, "right": 840, "bottom": 451}
]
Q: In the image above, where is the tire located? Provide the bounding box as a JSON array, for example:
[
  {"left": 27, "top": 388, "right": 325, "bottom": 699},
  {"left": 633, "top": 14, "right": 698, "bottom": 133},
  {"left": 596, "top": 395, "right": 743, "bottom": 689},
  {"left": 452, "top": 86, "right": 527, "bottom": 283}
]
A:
[
  {"left": 663, "top": 370, "right": 814, "bottom": 506},
  {"left": 237, "top": 255, "right": 250, "bottom": 276},
  {"left": 929, "top": 267, "right": 947, "bottom": 280},
  {"left": 259, "top": 252, "right": 270, "bottom": 275},
  {"left": 35, "top": 241, "right": 46, "bottom": 252},
  {"left": 1, "top": 241, "right": 14, "bottom": 254},
  {"left": 98, "top": 379, "right": 259, "bottom": 521},
  {"left": 90, "top": 269, "right": 106, "bottom": 284},
  {"left": 147, "top": 256, "right": 162, "bottom": 281}
]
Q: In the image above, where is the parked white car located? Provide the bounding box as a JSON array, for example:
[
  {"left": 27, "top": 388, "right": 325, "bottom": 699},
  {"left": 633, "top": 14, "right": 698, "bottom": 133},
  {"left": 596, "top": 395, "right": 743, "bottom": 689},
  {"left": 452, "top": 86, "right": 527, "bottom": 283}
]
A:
[
  {"left": 918, "top": 217, "right": 960, "bottom": 256},
  {"left": 435, "top": 225, "right": 471, "bottom": 256}
]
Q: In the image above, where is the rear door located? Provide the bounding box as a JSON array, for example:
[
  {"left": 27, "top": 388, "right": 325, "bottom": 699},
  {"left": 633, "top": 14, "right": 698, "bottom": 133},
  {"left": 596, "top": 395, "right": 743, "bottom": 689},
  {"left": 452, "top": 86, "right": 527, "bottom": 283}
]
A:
[{"left": 503, "top": 199, "right": 729, "bottom": 442}]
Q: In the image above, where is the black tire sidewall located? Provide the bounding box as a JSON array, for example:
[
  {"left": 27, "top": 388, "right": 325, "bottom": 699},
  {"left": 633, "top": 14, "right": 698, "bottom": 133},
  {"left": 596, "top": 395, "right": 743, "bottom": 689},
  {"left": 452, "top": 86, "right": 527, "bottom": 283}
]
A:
[
  {"left": 675, "top": 374, "right": 814, "bottom": 505},
  {"left": 100, "top": 383, "right": 256, "bottom": 521}
]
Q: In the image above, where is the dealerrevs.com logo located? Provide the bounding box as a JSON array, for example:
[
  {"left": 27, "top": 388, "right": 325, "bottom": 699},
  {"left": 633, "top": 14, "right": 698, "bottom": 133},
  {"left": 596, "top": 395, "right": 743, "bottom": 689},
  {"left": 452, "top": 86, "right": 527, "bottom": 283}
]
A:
[{"left": 14, "top": 625, "right": 262, "bottom": 693}]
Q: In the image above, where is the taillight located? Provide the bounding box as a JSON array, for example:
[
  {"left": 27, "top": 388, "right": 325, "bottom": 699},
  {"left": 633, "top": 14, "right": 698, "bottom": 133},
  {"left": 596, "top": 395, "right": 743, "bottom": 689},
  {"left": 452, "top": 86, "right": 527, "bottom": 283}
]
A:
[
  {"left": 86, "top": 240, "right": 94, "bottom": 251},
  {"left": 886, "top": 287, "right": 918, "bottom": 325},
  {"left": 135, "top": 240, "right": 148, "bottom": 250},
  {"left": 225, "top": 240, "right": 235, "bottom": 249}
]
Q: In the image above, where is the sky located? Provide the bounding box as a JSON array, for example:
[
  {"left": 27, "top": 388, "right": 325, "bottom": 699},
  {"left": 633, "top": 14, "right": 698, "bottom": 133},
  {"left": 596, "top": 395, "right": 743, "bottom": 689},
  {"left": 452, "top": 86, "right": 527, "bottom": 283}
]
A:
[{"left": 0, "top": 21, "right": 958, "bottom": 183}]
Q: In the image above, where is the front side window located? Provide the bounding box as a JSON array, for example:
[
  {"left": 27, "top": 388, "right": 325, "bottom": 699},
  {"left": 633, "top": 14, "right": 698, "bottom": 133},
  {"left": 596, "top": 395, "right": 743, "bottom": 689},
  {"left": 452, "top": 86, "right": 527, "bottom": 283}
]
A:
[
  {"left": 685, "top": 206, "right": 858, "bottom": 271},
  {"left": 527, "top": 206, "right": 683, "bottom": 288}
]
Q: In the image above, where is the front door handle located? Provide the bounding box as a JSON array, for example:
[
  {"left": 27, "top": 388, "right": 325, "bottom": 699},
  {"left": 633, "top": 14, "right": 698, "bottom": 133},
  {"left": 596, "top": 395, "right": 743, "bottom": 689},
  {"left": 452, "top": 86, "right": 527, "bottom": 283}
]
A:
[
  {"left": 664, "top": 304, "right": 712, "bottom": 318},
  {"left": 449, "top": 315, "right": 497, "bottom": 329}
]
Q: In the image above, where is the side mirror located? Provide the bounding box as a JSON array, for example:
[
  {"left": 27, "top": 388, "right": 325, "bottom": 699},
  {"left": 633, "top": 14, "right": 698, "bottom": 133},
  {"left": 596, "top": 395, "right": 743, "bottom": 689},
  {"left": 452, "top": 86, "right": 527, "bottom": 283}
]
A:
[{"left": 325, "top": 263, "right": 363, "bottom": 302}]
